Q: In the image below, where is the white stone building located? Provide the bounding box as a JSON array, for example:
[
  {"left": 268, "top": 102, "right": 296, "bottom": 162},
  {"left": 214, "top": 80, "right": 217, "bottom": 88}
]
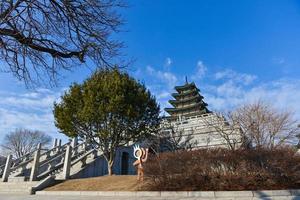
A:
[{"left": 160, "top": 80, "right": 242, "bottom": 149}]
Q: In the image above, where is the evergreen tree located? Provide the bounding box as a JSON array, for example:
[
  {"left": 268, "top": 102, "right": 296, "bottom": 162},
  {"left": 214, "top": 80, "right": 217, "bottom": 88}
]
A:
[{"left": 53, "top": 68, "right": 160, "bottom": 175}]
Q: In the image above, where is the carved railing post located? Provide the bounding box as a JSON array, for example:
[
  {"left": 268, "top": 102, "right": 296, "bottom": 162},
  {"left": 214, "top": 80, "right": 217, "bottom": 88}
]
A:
[
  {"left": 57, "top": 139, "right": 62, "bottom": 152},
  {"left": 52, "top": 138, "right": 58, "bottom": 149},
  {"left": 71, "top": 137, "right": 78, "bottom": 155},
  {"left": 82, "top": 140, "right": 87, "bottom": 151},
  {"left": 91, "top": 150, "right": 97, "bottom": 159},
  {"left": 2, "top": 155, "right": 12, "bottom": 182},
  {"left": 29, "top": 143, "right": 41, "bottom": 181},
  {"left": 62, "top": 144, "right": 72, "bottom": 180},
  {"left": 71, "top": 137, "right": 78, "bottom": 148}
]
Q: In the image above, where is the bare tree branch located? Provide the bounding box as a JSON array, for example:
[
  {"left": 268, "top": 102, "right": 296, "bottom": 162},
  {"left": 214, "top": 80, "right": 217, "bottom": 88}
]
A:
[
  {"left": 0, "top": 0, "right": 125, "bottom": 87},
  {"left": 202, "top": 113, "right": 243, "bottom": 150}
]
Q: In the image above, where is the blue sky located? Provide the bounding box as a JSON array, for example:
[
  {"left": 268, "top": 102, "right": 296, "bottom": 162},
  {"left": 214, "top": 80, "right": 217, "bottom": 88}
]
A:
[{"left": 1, "top": 0, "right": 300, "bottom": 142}]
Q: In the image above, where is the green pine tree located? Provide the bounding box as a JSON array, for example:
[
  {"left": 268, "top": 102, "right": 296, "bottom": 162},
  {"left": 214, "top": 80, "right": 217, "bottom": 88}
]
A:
[{"left": 53, "top": 68, "right": 160, "bottom": 175}]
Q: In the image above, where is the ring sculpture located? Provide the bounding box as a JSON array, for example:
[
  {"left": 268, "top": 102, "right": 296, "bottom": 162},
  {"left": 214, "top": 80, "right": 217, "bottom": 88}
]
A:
[{"left": 133, "top": 145, "right": 148, "bottom": 181}]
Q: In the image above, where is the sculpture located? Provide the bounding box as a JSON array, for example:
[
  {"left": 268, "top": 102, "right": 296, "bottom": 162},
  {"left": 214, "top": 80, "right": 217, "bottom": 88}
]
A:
[{"left": 133, "top": 145, "right": 148, "bottom": 181}]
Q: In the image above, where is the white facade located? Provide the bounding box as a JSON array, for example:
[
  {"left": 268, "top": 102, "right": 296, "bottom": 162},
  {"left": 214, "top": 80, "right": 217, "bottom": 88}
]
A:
[{"left": 160, "top": 113, "right": 242, "bottom": 149}]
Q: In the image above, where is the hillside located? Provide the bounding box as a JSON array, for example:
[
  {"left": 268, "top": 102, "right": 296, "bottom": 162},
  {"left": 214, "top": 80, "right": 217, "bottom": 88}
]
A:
[{"left": 45, "top": 175, "right": 148, "bottom": 191}]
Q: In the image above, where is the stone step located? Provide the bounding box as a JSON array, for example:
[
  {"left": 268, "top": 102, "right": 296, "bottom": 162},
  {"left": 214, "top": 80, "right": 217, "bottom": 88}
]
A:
[
  {"left": 0, "top": 191, "right": 32, "bottom": 195},
  {"left": 0, "top": 181, "right": 38, "bottom": 194},
  {"left": 0, "top": 185, "right": 34, "bottom": 189},
  {"left": 0, "top": 182, "right": 38, "bottom": 187},
  {"left": 8, "top": 176, "right": 26, "bottom": 182}
]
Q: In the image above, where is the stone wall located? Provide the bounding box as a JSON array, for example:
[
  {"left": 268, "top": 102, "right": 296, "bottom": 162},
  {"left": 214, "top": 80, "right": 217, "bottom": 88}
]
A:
[
  {"left": 71, "top": 146, "right": 136, "bottom": 178},
  {"left": 160, "top": 113, "right": 242, "bottom": 149}
]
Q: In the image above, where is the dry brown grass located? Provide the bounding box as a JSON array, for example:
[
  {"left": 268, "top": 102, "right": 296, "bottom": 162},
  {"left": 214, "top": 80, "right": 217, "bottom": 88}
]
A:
[{"left": 45, "top": 175, "right": 148, "bottom": 191}]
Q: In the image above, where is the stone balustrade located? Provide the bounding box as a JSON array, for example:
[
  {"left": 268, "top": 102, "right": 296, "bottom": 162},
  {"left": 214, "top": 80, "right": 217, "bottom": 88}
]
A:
[{"left": 0, "top": 137, "right": 96, "bottom": 184}]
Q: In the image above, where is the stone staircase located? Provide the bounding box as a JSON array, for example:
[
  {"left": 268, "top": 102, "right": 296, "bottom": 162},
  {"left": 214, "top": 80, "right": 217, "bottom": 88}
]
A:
[
  {"left": 0, "top": 181, "right": 38, "bottom": 194},
  {"left": 0, "top": 138, "right": 98, "bottom": 194}
]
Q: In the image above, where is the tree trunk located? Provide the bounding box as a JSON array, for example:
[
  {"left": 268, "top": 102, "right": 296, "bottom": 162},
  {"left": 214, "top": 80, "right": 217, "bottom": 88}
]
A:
[{"left": 108, "top": 160, "right": 114, "bottom": 176}]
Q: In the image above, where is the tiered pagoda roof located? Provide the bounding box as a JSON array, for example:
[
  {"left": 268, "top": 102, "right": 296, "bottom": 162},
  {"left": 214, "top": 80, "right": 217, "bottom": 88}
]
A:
[{"left": 165, "top": 80, "right": 210, "bottom": 119}]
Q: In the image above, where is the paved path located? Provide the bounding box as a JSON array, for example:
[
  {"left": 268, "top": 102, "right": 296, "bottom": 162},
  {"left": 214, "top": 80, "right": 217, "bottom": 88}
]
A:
[
  {"left": 2, "top": 195, "right": 300, "bottom": 200},
  {"left": 0, "top": 195, "right": 132, "bottom": 200},
  {"left": 0, "top": 195, "right": 178, "bottom": 200}
]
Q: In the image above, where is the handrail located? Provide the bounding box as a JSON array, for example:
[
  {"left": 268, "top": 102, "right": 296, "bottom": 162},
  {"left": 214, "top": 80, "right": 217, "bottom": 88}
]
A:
[
  {"left": 37, "top": 143, "right": 91, "bottom": 180},
  {"left": 37, "top": 159, "right": 64, "bottom": 180},
  {"left": 36, "top": 141, "right": 94, "bottom": 181},
  {"left": 72, "top": 141, "right": 86, "bottom": 151},
  {"left": 38, "top": 141, "right": 89, "bottom": 168},
  {"left": 39, "top": 141, "right": 70, "bottom": 158},
  {"left": 9, "top": 142, "right": 72, "bottom": 173},
  {"left": 2, "top": 140, "right": 92, "bottom": 180},
  {"left": 38, "top": 151, "right": 66, "bottom": 169},
  {"left": 71, "top": 149, "right": 96, "bottom": 166}
]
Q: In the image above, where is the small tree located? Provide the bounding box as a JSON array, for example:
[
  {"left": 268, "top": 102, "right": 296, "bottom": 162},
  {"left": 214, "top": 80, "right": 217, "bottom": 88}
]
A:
[
  {"left": 1, "top": 129, "right": 52, "bottom": 158},
  {"left": 54, "top": 68, "right": 160, "bottom": 175}
]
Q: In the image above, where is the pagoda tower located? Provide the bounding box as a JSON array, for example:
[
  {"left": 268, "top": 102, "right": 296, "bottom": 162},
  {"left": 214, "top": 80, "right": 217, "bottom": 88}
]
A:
[{"left": 165, "top": 80, "right": 210, "bottom": 120}]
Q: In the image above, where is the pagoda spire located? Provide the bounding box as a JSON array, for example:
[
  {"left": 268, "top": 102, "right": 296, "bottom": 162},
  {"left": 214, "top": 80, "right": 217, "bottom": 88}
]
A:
[{"left": 165, "top": 81, "right": 210, "bottom": 119}]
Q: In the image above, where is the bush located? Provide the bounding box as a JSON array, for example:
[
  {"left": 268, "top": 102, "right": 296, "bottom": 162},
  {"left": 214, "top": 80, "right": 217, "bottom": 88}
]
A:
[{"left": 143, "top": 148, "right": 300, "bottom": 191}]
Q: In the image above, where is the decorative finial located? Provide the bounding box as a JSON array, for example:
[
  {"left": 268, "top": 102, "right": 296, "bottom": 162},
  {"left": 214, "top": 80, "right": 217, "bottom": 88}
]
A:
[{"left": 185, "top": 76, "right": 188, "bottom": 84}]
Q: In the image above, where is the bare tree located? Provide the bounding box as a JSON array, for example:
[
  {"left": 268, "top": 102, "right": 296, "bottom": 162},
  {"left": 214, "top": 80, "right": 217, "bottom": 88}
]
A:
[
  {"left": 158, "top": 124, "right": 198, "bottom": 152},
  {"left": 1, "top": 128, "right": 52, "bottom": 158},
  {"left": 202, "top": 113, "right": 243, "bottom": 150},
  {"left": 233, "top": 101, "right": 300, "bottom": 149},
  {"left": 204, "top": 102, "right": 299, "bottom": 150},
  {"left": 0, "top": 0, "right": 124, "bottom": 86}
]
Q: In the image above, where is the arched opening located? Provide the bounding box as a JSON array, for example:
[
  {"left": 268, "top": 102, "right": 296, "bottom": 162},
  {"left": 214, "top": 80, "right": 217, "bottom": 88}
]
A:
[{"left": 121, "top": 152, "right": 129, "bottom": 175}]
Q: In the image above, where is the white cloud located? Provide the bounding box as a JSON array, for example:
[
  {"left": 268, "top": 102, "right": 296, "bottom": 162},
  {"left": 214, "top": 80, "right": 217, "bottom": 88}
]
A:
[
  {"left": 215, "top": 69, "right": 257, "bottom": 85},
  {"left": 146, "top": 65, "right": 155, "bottom": 75},
  {"left": 157, "top": 71, "right": 178, "bottom": 88},
  {"left": 0, "top": 89, "right": 65, "bottom": 141},
  {"left": 204, "top": 71, "right": 300, "bottom": 120},
  {"left": 164, "top": 57, "right": 172, "bottom": 68},
  {"left": 139, "top": 64, "right": 300, "bottom": 121},
  {"left": 192, "top": 60, "right": 207, "bottom": 80},
  {"left": 157, "top": 91, "right": 170, "bottom": 99},
  {"left": 0, "top": 108, "right": 55, "bottom": 133},
  {"left": 138, "top": 63, "right": 181, "bottom": 114},
  {"left": 145, "top": 65, "right": 178, "bottom": 89},
  {"left": 272, "top": 57, "right": 285, "bottom": 65}
]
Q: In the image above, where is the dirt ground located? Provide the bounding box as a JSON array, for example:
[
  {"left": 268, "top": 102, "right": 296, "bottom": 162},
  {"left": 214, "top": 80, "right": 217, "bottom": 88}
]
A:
[{"left": 45, "top": 175, "right": 149, "bottom": 191}]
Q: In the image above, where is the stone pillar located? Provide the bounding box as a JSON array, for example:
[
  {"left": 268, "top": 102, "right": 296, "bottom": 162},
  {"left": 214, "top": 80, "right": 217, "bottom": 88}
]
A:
[
  {"left": 71, "top": 137, "right": 78, "bottom": 148},
  {"left": 57, "top": 139, "right": 62, "bottom": 152},
  {"left": 71, "top": 137, "right": 78, "bottom": 155},
  {"left": 2, "top": 155, "right": 12, "bottom": 182},
  {"left": 82, "top": 140, "right": 87, "bottom": 151},
  {"left": 62, "top": 144, "right": 72, "bottom": 180},
  {"left": 52, "top": 138, "right": 58, "bottom": 149},
  {"left": 29, "top": 143, "right": 41, "bottom": 181}
]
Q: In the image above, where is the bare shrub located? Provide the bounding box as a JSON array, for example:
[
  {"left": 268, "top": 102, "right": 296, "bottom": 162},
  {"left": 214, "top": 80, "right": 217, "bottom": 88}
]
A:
[{"left": 143, "top": 148, "right": 300, "bottom": 191}]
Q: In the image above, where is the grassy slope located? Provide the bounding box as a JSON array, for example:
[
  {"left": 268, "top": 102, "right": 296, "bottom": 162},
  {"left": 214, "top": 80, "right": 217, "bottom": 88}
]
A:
[{"left": 45, "top": 175, "right": 148, "bottom": 191}]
